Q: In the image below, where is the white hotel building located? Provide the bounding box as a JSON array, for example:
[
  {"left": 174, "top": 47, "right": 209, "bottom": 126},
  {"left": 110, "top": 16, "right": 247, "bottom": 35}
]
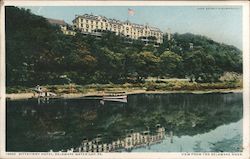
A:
[{"left": 72, "top": 14, "right": 164, "bottom": 45}]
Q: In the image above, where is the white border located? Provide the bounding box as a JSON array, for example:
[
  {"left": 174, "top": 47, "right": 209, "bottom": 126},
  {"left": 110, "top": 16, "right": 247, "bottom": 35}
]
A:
[
  {"left": 2, "top": 0, "right": 250, "bottom": 6},
  {"left": 0, "top": 1, "right": 249, "bottom": 159},
  {"left": 242, "top": 1, "right": 250, "bottom": 159},
  {"left": 0, "top": 1, "right": 6, "bottom": 158}
]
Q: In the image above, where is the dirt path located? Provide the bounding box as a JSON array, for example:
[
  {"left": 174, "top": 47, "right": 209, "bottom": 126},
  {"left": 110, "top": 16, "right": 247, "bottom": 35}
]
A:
[{"left": 5, "top": 89, "right": 242, "bottom": 100}]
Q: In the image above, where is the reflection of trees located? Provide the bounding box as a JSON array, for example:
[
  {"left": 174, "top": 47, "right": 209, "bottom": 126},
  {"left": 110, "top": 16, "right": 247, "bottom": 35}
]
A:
[
  {"left": 209, "top": 135, "right": 243, "bottom": 152},
  {"left": 127, "top": 93, "right": 242, "bottom": 136},
  {"left": 193, "top": 141, "right": 204, "bottom": 152},
  {"left": 6, "top": 93, "right": 242, "bottom": 152}
]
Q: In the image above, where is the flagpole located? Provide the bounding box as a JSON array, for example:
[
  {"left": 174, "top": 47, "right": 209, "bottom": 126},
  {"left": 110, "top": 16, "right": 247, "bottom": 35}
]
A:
[
  {"left": 127, "top": 8, "right": 129, "bottom": 22},
  {"left": 127, "top": 8, "right": 135, "bottom": 23}
]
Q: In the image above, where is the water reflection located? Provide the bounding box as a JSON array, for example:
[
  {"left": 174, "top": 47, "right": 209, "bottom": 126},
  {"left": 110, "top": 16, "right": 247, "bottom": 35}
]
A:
[
  {"left": 75, "top": 125, "right": 165, "bottom": 152},
  {"left": 132, "top": 119, "right": 242, "bottom": 152},
  {"left": 6, "top": 93, "right": 243, "bottom": 152}
]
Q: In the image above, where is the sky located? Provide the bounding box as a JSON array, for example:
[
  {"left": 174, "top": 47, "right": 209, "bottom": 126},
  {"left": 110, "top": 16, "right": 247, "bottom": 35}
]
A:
[{"left": 23, "top": 6, "right": 242, "bottom": 49}]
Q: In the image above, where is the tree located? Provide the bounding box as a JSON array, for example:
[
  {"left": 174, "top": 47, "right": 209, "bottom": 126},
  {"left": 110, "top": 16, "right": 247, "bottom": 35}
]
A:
[
  {"left": 160, "top": 51, "right": 183, "bottom": 77},
  {"left": 6, "top": 7, "right": 59, "bottom": 86},
  {"left": 134, "top": 51, "right": 160, "bottom": 81},
  {"left": 95, "top": 47, "right": 125, "bottom": 83},
  {"left": 183, "top": 50, "right": 222, "bottom": 82}
]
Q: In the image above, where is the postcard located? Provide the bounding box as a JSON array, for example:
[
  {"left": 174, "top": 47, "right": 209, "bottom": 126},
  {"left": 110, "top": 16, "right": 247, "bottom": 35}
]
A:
[{"left": 0, "top": 1, "right": 249, "bottom": 159}]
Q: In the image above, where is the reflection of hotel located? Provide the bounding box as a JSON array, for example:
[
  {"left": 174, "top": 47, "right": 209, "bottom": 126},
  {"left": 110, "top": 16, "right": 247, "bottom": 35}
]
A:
[
  {"left": 72, "top": 14, "right": 164, "bottom": 45},
  {"left": 75, "top": 126, "right": 165, "bottom": 152}
]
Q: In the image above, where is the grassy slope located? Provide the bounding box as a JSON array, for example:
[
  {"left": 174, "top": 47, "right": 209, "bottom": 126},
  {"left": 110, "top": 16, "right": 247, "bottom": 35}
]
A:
[{"left": 6, "top": 79, "right": 242, "bottom": 94}]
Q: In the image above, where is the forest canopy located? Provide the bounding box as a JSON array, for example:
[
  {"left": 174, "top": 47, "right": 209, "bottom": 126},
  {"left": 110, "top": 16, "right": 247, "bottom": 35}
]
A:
[{"left": 5, "top": 7, "right": 242, "bottom": 87}]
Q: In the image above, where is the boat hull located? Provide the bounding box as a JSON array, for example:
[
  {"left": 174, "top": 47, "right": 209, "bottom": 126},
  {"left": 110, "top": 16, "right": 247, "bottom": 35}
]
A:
[
  {"left": 103, "top": 95, "right": 127, "bottom": 99},
  {"left": 102, "top": 98, "right": 127, "bottom": 103},
  {"left": 102, "top": 93, "right": 127, "bottom": 103}
]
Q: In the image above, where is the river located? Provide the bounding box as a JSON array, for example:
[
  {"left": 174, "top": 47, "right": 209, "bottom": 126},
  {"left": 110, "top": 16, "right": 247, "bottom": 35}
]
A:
[{"left": 6, "top": 92, "right": 243, "bottom": 152}]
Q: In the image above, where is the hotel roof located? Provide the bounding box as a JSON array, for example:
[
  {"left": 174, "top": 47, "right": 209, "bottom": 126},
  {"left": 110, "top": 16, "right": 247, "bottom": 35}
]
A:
[{"left": 74, "top": 14, "right": 162, "bottom": 33}]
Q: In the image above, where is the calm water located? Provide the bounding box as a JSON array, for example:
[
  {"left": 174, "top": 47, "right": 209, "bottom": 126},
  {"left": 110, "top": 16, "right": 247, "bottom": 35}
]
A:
[{"left": 6, "top": 93, "right": 243, "bottom": 152}]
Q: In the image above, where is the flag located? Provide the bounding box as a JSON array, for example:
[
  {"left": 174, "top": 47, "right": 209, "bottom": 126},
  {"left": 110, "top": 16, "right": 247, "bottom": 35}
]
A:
[{"left": 128, "top": 8, "right": 135, "bottom": 16}]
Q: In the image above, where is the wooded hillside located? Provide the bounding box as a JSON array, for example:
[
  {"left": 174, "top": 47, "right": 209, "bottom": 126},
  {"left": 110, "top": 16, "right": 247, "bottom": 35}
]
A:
[{"left": 6, "top": 7, "right": 242, "bottom": 87}]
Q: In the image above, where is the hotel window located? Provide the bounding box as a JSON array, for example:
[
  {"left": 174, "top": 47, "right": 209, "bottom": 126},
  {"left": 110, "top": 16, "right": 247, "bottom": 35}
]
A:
[
  {"left": 86, "top": 20, "right": 88, "bottom": 23},
  {"left": 81, "top": 19, "right": 83, "bottom": 22},
  {"left": 86, "top": 24, "right": 89, "bottom": 28},
  {"left": 91, "top": 20, "right": 93, "bottom": 24},
  {"left": 81, "top": 24, "right": 83, "bottom": 27}
]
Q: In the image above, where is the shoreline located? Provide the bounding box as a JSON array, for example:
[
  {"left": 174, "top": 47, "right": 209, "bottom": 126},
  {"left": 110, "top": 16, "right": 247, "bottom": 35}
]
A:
[{"left": 6, "top": 88, "right": 243, "bottom": 101}]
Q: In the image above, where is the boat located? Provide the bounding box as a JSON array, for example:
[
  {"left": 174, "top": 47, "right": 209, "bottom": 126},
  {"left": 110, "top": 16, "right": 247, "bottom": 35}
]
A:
[
  {"left": 102, "top": 91, "right": 127, "bottom": 103},
  {"left": 32, "top": 85, "right": 58, "bottom": 98},
  {"left": 33, "top": 85, "right": 43, "bottom": 93}
]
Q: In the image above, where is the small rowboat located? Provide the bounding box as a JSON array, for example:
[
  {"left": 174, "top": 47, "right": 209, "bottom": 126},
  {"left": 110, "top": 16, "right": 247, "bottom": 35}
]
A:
[{"left": 102, "top": 91, "right": 127, "bottom": 103}]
